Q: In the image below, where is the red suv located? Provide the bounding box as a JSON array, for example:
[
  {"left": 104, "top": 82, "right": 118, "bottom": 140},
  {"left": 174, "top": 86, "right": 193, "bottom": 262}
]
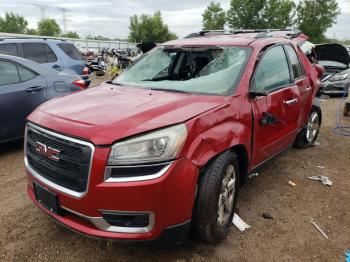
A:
[{"left": 25, "top": 30, "right": 323, "bottom": 244}]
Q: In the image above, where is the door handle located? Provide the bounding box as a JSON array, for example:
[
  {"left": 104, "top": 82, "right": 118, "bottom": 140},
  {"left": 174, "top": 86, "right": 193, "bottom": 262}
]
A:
[
  {"left": 52, "top": 64, "right": 61, "bottom": 69},
  {"left": 305, "top": 86, "right": 312, "bottom": 92},
  {"left": 26, "top": 86, "right": 43, "bottom": 93},
  {"left": 283, "top": 98, "right": 299, "bottom": 105}
]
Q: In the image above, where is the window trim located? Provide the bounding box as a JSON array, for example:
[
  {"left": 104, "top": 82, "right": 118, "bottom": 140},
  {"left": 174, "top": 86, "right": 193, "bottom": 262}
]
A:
[
  {"left": 16, "top": 63, "right": 39, "bottom": 83},
  {"left": 21, "top": 42, "right": 58, "bottom": 63},
  {"left": 0, "top": 43, "right": 19, "bottom": 56},
  {"left": 283, "top": 44, "right": 305, "bottom": 81},
  {"left": 0, "top": 59, "right": 21, "bottom": 86},
  {"left": 57, "top": 43, "right": 84, "bottom": 61},
  {"left": 250, "top": 43, "right": 293, "bottom": 94},
  {"left": 0, "top": 58, "right": 38, "bottom": 86}
]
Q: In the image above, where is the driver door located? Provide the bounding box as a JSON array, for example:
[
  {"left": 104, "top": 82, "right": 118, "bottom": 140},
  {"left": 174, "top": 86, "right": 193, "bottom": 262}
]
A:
[{"left": 250, "top": 45, "right": 302, "bottom": 168}]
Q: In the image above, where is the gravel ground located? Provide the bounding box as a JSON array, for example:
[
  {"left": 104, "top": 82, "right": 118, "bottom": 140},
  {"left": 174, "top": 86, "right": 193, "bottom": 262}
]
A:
[{"left": 0, "top": 75, "right": 349, "bottom": 261}]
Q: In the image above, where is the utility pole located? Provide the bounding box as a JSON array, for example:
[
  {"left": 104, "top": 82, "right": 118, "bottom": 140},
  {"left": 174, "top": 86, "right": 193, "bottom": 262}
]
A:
[{"left": 58, "top": 7, "right": 69, "bottom": 34}]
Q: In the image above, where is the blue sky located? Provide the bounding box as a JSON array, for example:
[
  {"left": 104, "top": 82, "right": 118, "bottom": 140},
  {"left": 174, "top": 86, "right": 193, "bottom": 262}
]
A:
[{"left": 0, "top": 0, "right": 349, "bottom": 40}]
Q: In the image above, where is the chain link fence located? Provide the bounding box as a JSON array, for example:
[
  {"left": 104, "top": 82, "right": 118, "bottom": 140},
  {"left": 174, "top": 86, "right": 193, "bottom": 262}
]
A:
[{"left": 0, "top": 32, "right": 137, "bottom": 52}]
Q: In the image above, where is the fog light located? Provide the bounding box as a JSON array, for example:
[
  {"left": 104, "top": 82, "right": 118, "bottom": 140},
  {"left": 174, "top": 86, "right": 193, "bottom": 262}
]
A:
[{"left": 102, "top": 212, "right": 149, "bottom": 228}]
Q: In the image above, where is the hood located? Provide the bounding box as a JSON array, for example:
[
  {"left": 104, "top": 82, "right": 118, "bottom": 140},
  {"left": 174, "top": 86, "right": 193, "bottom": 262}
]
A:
[
  {"left": 315, "top": 44, "right": 350, "bottom": 66},
  {"left": 29, "top": 83, "right": 224, "bottom": 145}
]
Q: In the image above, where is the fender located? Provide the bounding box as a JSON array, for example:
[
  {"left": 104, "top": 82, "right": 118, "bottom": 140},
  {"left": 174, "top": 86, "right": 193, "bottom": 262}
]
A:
[{"left": 183, "top": 103, "right": 252, "bottom": 169}]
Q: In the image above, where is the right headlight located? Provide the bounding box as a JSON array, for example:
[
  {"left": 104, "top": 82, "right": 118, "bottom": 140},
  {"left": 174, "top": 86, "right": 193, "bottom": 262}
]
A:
[
  {"left": 329, "top": 72, "right": 348, "bottom": 82},
  {"left": 107, "top": 124, "right": 188, "bottom": 165}
]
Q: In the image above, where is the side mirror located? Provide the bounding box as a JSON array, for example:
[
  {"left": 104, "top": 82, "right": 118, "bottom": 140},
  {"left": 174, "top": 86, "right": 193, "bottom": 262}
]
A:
[{"left": 314, "top": 64, "right": 324, "bottom": 79}]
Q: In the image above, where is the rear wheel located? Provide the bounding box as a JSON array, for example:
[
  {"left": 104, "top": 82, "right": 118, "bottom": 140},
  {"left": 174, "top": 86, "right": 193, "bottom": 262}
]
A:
[
  {"left": 194, "top": 151, "right": 240, "bottom": 244},
  {"left": 293, "top": 106, "right": 322, "bottom": 148}
]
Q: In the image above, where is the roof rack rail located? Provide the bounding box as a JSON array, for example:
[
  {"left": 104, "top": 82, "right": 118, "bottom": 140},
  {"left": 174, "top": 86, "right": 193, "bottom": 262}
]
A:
[
  {"left": 185, "top": 29, "right": 301, "bottom": 39},
  {"left": 0, "top": 37, "right": 66, "bottom": 41}
]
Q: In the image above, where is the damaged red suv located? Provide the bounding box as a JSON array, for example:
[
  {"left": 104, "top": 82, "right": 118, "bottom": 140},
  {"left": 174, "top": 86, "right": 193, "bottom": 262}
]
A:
[{"left": 25, "top": 30, "right": 323, "bottom": 244}]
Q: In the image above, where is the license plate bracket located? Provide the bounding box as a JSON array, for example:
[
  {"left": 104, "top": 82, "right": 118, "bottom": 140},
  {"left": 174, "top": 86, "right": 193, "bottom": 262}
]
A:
[{"left": 34, "top": 183, "right": 60, "bottom": 214}]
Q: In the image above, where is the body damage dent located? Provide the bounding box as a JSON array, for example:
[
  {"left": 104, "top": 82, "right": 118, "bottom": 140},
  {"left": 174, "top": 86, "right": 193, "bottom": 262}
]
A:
[{"left": 184, "top": 103, "right": 251, "bottom": 168}]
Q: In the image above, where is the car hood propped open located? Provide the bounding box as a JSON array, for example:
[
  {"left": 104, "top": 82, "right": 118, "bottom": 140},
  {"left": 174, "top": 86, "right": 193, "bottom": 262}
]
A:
[{"left": 315, "top": 44, "right": 350, "bottom": 66}]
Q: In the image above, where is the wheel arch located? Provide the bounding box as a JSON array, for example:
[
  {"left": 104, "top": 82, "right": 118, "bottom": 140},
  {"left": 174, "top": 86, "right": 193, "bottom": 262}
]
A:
[{"left": 197, "top": 144, "right": 250, "bottom": 187}]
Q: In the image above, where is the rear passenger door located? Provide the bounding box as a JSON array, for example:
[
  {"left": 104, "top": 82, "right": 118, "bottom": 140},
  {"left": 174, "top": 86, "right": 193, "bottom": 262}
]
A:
[
  {"left": 250, "top": 45, "right": 302, "bottom": 168},
  {"left": 0, "top": 59, "right": 47, "bottom": 141},
  {"left": 284, "top": 44, "right": 311, "bottom": 127},
  {"left": 21, "top": 43, "right": 64, "bottom": 71}
]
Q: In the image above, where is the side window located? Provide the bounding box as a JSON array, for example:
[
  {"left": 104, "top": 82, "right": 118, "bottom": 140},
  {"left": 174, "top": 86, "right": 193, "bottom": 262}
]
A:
[
  {"left": 22, "top": 43, "right": 57, "bottom": 63},
  {"left": 57, "top": 43, "right": 84, "bottom": 61},
  {"left": 0, "top": 60, "right": 20, "bottom": 86},
  {"left": 17, "top": 66, "right": 37, "bottom": 82},
  {"left": 0, "top": 44, "right": 18, "bottom": 56},
  {"left": 252, "top": 46, "right": 291, "bottom": 92},
  {"left": 284, "top": 45, "right": 304, "bottom": 79}
]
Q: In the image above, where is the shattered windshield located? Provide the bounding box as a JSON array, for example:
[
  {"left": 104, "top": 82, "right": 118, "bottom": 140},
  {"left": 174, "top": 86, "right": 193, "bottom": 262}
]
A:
[{"left": 113, "top": 46, "right": 252, "bottom": 95}]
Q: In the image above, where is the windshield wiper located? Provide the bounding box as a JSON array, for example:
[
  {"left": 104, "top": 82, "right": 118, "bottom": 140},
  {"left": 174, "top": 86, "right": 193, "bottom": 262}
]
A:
[
  {"left": 142, "top": 76, "right": 168, "bottom": 81},
  {"left": 107, "top": 81, "right": 124, "bottom": 86},
  {"left": 150, "top": 88, "right": 190, "bottom": 94}
]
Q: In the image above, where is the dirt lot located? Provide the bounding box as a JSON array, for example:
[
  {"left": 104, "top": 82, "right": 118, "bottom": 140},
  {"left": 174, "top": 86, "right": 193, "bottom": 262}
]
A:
[{"left": 0, "top": 75, "right": 349, "bottom": 261}]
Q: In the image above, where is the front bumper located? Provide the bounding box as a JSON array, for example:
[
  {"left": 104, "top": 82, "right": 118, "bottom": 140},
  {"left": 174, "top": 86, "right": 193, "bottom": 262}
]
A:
[
  {"left": 320, "top": 80, "right": 350, "bottom": 95},
  {"left": 26, "top": 150, "right": 198, "bottom": 242}
]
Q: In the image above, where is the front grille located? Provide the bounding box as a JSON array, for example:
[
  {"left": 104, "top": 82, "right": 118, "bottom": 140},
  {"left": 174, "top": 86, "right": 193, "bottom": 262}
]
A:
[{"left": 26, "top": 124, "right": 93, "bottom": 193}]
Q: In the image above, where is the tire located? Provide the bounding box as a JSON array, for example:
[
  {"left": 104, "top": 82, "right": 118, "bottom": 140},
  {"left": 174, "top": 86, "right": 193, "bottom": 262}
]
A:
[
  {"left": 194, "top": 150, "right": 240, "bottom": 244},
  {"left": 293, "top": 106, "right": 322, "bottom": 149}
]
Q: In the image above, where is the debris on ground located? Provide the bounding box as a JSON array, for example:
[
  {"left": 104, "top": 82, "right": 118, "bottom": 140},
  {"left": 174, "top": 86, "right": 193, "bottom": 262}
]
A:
[
  {"left": 262, "top": 212, "right": 274, "bottom": 220},
  {"left": 308, "top": 176, "right": 333, "bottom": 186},
  {"left": 316, "top": 165, "right": 325, "bottom": 169},
  {"left": 288, "top": 180, "right": 296, "bottom": 187},
  {"left": 313, "top": 142, "right": 321, "bottom": 146},
  {"left": 232, "top": 213, "right": 251, "bottom": 232},
  {"left": 249, "top": 173, "right": 259, "bottom": 179},
  {"left": 310, "top": 220, "right": 329, "bottom": 239}
]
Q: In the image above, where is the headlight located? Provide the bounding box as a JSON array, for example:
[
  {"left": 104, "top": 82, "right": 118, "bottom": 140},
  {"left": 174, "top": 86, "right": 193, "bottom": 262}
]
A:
[
  {"left": 107, "top": 124, "right": 188, "bottom": 165},
  {"left": 329, "top": 73, "right": 348, "bottom": 82}
]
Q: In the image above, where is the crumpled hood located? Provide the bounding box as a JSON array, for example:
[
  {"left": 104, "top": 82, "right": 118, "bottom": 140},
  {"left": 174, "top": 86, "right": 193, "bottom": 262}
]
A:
[{"left": 29, "top": 83, "right": 224, "bottom": 145}]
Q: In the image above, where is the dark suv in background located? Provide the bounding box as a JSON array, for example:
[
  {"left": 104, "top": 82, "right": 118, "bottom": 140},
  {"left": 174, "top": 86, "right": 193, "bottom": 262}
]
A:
[{"left": 0, "top": 38, "right": 90, "bottom": 80}]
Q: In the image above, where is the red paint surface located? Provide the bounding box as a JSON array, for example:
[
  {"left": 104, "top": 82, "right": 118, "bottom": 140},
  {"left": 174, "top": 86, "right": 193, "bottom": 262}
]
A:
[{"left": 26, "top": 33, "right": 320, "bottom": 240}]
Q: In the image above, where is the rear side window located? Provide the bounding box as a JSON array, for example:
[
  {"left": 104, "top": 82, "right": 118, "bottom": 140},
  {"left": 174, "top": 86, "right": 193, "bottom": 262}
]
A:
[
  {"left": 0, "top": 44, "right": 18, "bottom": 56},
  {"left": 17, "top": 66, "right": 37, "bottom": 82},
  {"left": 0, "top": 60, "right": 20, "bottom": 85},
  {"left": 284, "top": 45, "right": 304, "bottom": 79},
  {"left": 57, "top": 43, "right": 84, "bottom": 61},
  {"left": 22, "top": 43, "right": 57, "bottom": 63},
  {"left": 252, "top": 46, "right": 291, "bottom": 92}
]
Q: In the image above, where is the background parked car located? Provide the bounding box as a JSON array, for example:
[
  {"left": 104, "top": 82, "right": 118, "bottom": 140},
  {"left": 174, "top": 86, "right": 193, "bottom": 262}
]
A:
[
  {"left": 0, "top": 37, "right": 90, "bottom": 85},
  {"left": 0, "top": 54, "right": 88, "bottom": 143},
  {"left": 316, "top": 43, "right": 350, "bottom": 95}
]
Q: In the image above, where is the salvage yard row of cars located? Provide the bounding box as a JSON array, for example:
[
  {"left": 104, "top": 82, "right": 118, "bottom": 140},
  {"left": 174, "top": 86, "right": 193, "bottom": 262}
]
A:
[
  {"left": 1, "top": 30, "right": 350, "bottom": 245},
  {"left": 0, "top": 38, "right": 90, "bottom": 143}
]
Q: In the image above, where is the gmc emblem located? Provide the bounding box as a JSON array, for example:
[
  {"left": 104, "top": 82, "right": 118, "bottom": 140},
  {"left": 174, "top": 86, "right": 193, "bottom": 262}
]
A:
[{"left": 35, "top": 141, "right": 61, "bottom": 162}]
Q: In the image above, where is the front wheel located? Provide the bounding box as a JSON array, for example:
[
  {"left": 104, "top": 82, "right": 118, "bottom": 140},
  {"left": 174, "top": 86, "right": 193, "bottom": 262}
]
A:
[
  {"left": 293, "top": 106, "right": 322, "bottom": 148},
  {"left": 194, "top": 151, "right": 240, "bottom": 244}
]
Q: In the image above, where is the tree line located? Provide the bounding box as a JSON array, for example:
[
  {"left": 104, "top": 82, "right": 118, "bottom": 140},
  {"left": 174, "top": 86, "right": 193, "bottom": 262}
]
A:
[
  {"left": 0, "top": 12, "right": 79, "bottom": 38},
  {"left": 0, "top": 0, "right": 343, "bottom": 43},
  {"left": 202, "top": 0, "right": 340, "bottom": 43}
]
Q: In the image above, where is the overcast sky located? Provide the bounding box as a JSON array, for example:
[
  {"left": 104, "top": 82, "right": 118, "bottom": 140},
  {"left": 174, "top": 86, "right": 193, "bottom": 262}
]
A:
[{"left": 1, "top": 0, "right": 349, "bottom": 40}]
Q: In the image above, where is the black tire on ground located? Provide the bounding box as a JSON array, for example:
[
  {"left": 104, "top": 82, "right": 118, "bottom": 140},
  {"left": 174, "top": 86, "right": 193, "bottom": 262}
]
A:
[
  {"left": 194, "top": 150, "right": 240, "bottom": 244},
  {"left": 293, "top": 106, "right": 322, "bottom": 149}
]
